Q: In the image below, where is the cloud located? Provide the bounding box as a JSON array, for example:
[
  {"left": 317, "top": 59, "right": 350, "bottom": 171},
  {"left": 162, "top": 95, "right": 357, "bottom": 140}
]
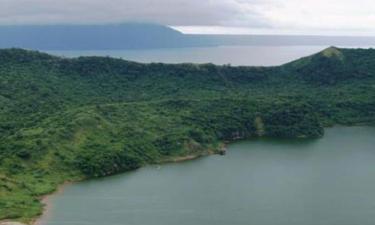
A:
[
  {"left": 257, "top": 0, "right": 375, "bottom": 30},
  {"left": 1, "top": 0, "right": 375, "bottom": 35}
]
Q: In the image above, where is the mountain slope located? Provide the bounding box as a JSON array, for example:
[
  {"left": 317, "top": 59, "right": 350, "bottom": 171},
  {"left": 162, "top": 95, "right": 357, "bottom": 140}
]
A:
[
  {"left": 0, "top": 24, "right": 202, "bottom": 50},
  {"left": 0, "top": 47, "right": 374, "bottom": 223},
  {"left": 286, "top": 46, "right": 375, "bottom": 84}
]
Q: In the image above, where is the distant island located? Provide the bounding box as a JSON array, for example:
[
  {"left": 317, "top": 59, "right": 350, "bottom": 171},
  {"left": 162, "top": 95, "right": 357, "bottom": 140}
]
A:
[
  {"left": 1, "top": 23, "right": 375, "bottom": 50},
  {"left": 0, "top": 47, "right": 374, "bottom": 223},
  {"left": 0, "top": 23, "right": 200, "bottom": 50}
]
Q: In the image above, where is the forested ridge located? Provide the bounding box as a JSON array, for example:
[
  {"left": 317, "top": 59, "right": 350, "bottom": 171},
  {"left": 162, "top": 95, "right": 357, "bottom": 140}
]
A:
[{"left": 0, "top": 47, "right": 374, "bottom": 222}]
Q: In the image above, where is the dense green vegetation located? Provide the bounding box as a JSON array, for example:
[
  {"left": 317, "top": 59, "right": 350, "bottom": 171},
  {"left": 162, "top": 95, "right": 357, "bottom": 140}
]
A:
[{"left": 0, "top": 47, "right": 374, "bottom": 223}]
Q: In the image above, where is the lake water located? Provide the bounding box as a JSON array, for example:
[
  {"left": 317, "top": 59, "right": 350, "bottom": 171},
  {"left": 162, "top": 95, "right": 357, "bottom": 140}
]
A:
[
  {"left": 38, "top": 127, "right": 375, "bottom": 225},
  {"left": 47, "top": 45, "right": 333, "bottom": 66},
  {"left": 47, "top": 45, "right": 375, "bottom": 66}
]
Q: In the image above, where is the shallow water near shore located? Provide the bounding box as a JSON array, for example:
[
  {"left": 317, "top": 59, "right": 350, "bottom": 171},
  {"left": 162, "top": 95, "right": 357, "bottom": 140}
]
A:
[{"left": 37, "top": 127, "right": 375, "bottom": 225}]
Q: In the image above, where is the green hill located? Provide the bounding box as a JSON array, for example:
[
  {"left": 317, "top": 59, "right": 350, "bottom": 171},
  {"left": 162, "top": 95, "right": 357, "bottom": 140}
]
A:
[{"left": 0, "top": 47, "right": 374, "bottom": 223}]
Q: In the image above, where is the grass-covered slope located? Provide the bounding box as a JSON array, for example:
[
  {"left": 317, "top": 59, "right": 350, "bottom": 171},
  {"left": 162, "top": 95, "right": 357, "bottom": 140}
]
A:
[{"left": 0, "top": 47, "right": 374, "bottom": 222}]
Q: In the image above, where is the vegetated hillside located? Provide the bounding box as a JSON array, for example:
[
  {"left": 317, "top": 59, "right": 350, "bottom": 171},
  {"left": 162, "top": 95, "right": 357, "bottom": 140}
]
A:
[{"left": 0, "top": 47, "right": 374, "bottom": 222}]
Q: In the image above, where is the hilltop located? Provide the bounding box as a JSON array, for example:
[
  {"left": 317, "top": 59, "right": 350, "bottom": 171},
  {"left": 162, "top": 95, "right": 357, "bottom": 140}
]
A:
[{"left": 0, "top": 47, "right": 374, "bottom": 223}]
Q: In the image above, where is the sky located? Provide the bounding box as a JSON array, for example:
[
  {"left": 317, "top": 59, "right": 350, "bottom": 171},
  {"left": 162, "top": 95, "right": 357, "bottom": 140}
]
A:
[{"left": 1, "top": 0, "right": 375, "bottom": 35}]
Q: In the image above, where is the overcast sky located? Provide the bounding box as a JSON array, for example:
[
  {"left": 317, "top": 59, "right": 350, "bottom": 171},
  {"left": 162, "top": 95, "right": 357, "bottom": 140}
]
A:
[{"left": 1, "top": 0, "right": 375, "bottom": 35}]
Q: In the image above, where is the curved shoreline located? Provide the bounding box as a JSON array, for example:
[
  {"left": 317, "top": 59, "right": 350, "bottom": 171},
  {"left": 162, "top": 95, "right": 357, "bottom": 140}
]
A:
[
  {"left": 31, "top": 182, "right": 74, "bottom": 225},
  {"left": 2, "top": 127, "right": 371, "bottom": 225},
  {"left": 28, "top": 146, "right": 226, "bottom": 225}
]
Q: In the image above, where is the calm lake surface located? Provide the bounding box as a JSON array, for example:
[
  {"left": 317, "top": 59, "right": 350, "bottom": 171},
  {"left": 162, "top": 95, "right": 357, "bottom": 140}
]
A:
[
  {"left": 47, "top": 45, "right": 332, "bottom": 66},
  {"left": 47, "top": 45, "right": 374, "bottom": 66},
  {"left": 38, "top": 127, "right": 375, "bottom": 225}
]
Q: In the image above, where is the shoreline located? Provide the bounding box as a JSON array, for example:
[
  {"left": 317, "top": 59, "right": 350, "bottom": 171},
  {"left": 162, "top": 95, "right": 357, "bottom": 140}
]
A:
[
  {"left": 31, "top": 181, "right": 76, "bottom": 225},
  {"left": 2, "top": 126, "right": 371, "bottom": 225},
  {"left": 158, "top": 150, "right": 216, "bottom": 164},
  {"left": 25, "top": 146, "right": 227, "bottom": 225},
  {"left": 0, "top": 181, "right": 74, "bottom": 225}
]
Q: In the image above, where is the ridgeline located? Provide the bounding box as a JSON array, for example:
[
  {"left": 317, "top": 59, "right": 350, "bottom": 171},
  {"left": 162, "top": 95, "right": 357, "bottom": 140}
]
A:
[{"left": 0, "top": 47, "right": 374, "bottom": 223}]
